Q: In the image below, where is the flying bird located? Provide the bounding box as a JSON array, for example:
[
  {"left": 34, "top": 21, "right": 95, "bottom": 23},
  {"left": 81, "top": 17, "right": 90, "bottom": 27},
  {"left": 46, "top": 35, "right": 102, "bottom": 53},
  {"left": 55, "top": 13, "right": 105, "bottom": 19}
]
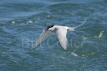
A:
[{"left": 32, "top": 20, "right": 86, "bottom": 50}]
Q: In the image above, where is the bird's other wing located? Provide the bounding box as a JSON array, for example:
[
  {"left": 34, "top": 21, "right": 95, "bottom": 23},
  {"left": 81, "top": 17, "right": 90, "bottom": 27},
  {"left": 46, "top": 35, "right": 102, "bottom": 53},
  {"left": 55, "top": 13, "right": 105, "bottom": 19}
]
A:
[
  {"left": 56, "top": 28, "right": 68, "bottom": 50},
  {"left": 32, "top": 29, "right": 53, "bottom": 50}
]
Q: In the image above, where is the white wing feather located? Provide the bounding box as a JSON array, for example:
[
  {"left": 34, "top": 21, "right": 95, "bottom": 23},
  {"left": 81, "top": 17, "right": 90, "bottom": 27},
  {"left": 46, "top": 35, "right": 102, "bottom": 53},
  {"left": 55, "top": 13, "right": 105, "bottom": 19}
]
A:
[
  {"left": 32, "top": 30, "right": 53, "bottom": 50},
  {"left": 56, "top": 28, "right": 68, "bottom": 50}
]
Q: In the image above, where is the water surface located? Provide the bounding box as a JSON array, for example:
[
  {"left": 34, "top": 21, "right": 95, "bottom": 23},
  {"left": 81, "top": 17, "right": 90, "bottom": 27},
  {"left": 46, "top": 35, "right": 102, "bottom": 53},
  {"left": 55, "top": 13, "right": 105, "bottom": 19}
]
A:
[{"left": 0, "top": 0, "right": 107, "bottom": 71}]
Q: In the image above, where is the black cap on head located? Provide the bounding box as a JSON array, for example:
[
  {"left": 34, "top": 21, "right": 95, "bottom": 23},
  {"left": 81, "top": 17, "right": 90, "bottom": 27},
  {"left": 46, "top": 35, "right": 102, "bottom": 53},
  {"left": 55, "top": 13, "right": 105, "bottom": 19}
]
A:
[{"left": 47, "top": 25, "right": 54, "bottom": 28}]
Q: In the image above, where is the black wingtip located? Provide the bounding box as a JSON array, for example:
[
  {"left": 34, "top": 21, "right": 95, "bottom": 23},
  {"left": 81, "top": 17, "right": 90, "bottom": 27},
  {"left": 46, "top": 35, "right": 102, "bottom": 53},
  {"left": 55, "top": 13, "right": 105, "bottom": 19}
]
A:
[{"left": 47, "top": 25, "right": 54, "bottom": 28}]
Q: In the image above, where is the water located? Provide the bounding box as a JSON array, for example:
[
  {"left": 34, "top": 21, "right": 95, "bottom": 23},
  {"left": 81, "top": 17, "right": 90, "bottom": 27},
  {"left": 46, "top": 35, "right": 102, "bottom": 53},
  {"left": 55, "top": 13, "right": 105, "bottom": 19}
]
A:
[{"left": 0, "top": 0, "right": 107, "bottom": 71}]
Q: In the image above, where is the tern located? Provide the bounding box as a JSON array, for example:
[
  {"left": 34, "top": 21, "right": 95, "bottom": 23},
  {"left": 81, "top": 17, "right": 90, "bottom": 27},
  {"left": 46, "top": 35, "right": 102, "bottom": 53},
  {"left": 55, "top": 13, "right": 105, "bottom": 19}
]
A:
[{"left": 32, "top": 20, "right": 86, "bottom": 50}]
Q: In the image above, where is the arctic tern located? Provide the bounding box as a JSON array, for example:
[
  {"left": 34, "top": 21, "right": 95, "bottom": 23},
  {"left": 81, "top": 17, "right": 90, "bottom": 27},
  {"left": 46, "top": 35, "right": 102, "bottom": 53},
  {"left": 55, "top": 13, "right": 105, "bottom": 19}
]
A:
[{"left": 32, "top": 20, "right": 86, "bottom": 50}]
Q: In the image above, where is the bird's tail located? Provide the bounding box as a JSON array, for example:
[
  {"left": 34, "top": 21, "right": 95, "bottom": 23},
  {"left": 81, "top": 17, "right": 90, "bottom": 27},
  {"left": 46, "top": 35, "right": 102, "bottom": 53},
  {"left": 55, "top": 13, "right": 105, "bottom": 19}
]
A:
[
  {"left": 69, "top": 19, "right": 86, "bottom": 32},
  {"left": 74, "top": 19, "right": 86, "bottom": 29}
]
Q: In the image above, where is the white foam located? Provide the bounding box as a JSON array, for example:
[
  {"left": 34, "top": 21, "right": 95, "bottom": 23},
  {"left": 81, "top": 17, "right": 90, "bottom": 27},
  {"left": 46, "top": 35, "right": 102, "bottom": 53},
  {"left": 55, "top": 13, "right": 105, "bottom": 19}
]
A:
[
  {"left": 72, "top": 52, "right": 78, "bottom": 57},
  {"left": 12, "top": 21, "right": 15, "bottom": 24},
  {"left": 27, "top": 20, "right": 33, "bottom": 24},
  {"left": 99, "top": 31, "right": 104, "bottom": 38}
]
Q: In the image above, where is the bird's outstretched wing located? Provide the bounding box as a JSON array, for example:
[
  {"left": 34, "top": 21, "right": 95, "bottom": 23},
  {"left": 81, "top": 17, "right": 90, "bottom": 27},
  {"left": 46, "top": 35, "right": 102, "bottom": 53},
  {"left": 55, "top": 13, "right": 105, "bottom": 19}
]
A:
[
  {"left": 32, "top": 30, "right": 53, "bottom": 50},
  {"left": 56, "top": 28, "right": 68, "bottom": 50}
]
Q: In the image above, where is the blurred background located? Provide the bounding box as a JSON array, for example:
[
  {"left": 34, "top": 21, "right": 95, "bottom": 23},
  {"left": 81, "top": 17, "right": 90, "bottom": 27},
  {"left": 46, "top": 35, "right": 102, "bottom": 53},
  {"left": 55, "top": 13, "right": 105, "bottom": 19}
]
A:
[{"left": 0, "top": 0, "right": 107, "bottom": 71}]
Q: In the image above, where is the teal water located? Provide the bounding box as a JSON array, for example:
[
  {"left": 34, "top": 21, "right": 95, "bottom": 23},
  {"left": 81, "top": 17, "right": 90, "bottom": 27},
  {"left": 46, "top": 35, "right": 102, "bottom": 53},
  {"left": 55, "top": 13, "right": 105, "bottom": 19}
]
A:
[{"left": 0, "top": 0, "right": 107, "bottom": 71}]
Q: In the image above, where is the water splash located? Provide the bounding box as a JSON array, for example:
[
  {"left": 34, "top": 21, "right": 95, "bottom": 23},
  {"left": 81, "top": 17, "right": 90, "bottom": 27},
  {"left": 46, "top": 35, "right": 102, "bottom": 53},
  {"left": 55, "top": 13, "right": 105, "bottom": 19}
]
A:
[
  {"left": 99, "top": 31, "right": 104, "bottom": 38},
  {"left": 72, "top": 52, "right": 78, "bottom": 57}
]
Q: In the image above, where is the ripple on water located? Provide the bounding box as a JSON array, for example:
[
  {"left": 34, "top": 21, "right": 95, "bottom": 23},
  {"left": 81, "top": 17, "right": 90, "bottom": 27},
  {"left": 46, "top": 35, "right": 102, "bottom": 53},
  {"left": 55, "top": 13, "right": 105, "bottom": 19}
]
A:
[{"left": 0, "top": 0, "right": 107, "bottom": 71}]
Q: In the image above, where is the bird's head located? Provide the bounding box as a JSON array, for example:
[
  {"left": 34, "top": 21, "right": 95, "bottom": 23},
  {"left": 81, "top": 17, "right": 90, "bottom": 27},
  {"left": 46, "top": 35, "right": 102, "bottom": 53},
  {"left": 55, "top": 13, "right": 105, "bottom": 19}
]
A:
[{"left": 45, "top": 25, "right": 54, "bottom": 32}]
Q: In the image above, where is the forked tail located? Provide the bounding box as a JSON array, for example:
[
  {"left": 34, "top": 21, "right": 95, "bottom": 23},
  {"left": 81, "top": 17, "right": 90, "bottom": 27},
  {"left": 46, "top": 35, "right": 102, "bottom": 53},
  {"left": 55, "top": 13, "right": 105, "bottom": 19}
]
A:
[
  {"left": 74, "top": 19, "right": 86, "bottom": 29},
  {"left": 69, "top": 19, "right": 86, "bottom": 32}
]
